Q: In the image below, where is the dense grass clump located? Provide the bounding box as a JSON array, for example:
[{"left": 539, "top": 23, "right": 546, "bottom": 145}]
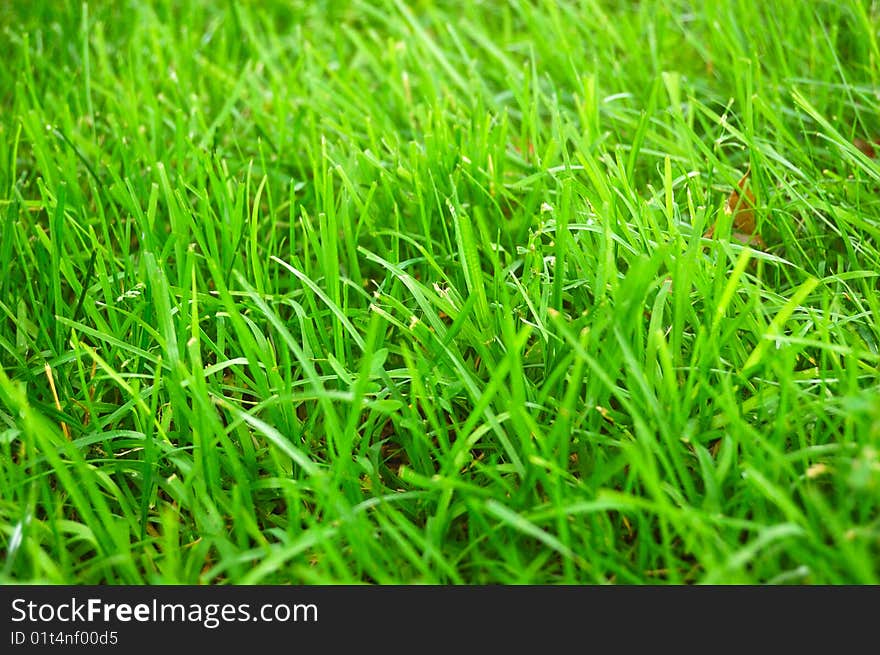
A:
[{"left": 1, "top": 0, "right": 878, "bottom": 583}]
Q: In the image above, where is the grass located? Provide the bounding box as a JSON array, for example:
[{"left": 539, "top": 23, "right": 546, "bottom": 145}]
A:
[{"left": 0, "top": 0, "right": 878, "bottom": 584}]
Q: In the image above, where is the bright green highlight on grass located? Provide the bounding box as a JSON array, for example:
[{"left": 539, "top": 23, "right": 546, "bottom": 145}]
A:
[{"left": 1, "top": 0, "right": 879, "bottom": 584}]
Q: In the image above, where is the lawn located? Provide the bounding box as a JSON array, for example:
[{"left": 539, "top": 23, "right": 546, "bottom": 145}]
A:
[{"left": 1, "top": 0, "right": 878, "bottom": 584}]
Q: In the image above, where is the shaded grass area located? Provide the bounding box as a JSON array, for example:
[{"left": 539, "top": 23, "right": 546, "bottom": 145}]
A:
[{"left": 0, "top": 0, "right": 878, "bottom": 583}]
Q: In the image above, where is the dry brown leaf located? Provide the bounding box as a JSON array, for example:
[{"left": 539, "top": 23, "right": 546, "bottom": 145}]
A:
[
  {"left": 725, "top": 170, "right": 757, "bottom": 233},
  {"left": 853, "top": 138, "right": 878, "bottom": 159},
  {"left": 704, "top": 169, "right": 765, "bottom": 248}
]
